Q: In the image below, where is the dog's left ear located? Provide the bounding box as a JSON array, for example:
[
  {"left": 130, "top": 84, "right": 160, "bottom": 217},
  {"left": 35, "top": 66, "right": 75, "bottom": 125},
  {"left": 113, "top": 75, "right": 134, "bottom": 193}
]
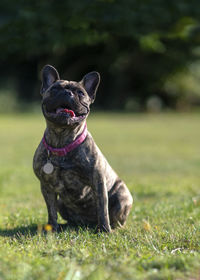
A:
[
  {"left": 41, "top": 65, "right": 60, "bottom": 95},
  {"left": 81, "top": 72, "right": 100, "bottom": 103}
]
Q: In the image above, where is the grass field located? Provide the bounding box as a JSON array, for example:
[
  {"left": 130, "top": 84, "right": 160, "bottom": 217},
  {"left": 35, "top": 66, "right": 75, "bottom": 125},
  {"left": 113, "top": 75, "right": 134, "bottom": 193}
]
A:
[{"left": 0, "top": 112, "right": 200, "bottom": 280}]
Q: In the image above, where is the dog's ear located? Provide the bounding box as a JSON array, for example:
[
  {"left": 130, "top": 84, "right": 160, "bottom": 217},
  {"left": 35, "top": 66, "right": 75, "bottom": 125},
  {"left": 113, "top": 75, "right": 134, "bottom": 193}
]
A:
[
  {"left": 81, "top": 72, "right": 100, "bottom": 103},
  {"left": 41, "top": 65, "right": 60, "bottom": 95}
]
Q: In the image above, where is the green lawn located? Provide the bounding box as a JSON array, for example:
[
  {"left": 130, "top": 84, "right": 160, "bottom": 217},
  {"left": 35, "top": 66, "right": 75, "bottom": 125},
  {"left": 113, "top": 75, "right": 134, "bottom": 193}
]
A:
[{"left": 0, "top": 112, "right": 199, "bottom": 280}]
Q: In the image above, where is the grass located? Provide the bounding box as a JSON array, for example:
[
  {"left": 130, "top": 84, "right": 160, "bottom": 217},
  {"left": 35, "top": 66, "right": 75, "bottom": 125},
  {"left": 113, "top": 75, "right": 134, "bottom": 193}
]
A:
[{"left": 0, "top": 112, "right": 200, "bottom": 280}]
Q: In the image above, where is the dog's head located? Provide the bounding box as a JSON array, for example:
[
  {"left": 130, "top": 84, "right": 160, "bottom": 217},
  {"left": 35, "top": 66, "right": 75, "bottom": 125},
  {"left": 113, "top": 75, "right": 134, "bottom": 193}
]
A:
[{"left": 41, "top": 65, "right": 100, "bottom": 126}]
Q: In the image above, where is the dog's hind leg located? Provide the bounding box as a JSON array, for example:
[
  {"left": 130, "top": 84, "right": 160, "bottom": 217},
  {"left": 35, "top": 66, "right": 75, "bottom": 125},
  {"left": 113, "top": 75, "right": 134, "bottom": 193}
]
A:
[{"left": 109, "top": 180, "right": 133, "bottom": 229}]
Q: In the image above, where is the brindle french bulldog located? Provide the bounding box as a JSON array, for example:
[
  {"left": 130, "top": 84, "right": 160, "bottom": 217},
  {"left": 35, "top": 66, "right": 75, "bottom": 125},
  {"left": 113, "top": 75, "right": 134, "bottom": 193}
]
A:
[{"left": 33, "top": 65, "right": 133, "bottom": 233}]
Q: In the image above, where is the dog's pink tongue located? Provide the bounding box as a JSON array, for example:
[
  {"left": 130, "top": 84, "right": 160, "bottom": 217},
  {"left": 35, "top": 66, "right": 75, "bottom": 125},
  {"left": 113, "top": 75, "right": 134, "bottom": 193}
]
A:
[
  {"left": 56, "top": 108, "right": 75, "bottom": 117},
  {"left": 63, "top": 109, "right": 75, "bottom": 117}
]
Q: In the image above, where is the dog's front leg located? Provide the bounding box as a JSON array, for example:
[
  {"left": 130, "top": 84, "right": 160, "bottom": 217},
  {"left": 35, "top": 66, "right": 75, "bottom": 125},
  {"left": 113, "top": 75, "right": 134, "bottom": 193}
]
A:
[
  {"left": 94, "top": 175, "right": 111, "bottom": 233},
  {"left": 41, "top": 183, "right": 58, "bottom": 231}
]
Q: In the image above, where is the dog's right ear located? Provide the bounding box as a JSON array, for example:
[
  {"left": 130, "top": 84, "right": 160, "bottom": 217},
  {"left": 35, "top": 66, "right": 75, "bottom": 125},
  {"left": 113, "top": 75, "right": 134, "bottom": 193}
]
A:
[{"left": 41, "top": 65, "right": 60, "bottom": 95}]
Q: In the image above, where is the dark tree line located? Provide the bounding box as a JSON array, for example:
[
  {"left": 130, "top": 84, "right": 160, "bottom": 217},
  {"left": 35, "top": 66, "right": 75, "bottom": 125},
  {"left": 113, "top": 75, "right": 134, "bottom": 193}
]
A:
[{"left": 0, "top": 0, "right": 200, "bottom": 110}]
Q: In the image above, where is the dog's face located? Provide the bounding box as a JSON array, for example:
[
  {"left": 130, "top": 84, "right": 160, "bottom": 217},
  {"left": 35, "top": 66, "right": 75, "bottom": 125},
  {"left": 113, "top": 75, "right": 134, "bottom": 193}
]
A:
[{"left": 41, "top": 65, "right": 100, "bottom": 126}]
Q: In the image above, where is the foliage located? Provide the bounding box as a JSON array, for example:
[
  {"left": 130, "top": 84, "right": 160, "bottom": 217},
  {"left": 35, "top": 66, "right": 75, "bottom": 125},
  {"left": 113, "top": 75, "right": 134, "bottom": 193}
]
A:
[
  {"left": 0, "top": 1, "right": 200, "bottom": 108},
  {"left": 0, "top": 113, "right": 200, "bottom": 279}
]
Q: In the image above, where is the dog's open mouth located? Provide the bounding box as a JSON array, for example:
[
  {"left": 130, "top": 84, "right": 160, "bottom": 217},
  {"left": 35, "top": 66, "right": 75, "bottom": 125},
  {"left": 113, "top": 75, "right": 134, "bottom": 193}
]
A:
[
  {"left": 43, "top": 104, "right": 87, "bottom": 125},
  {"left": 56, "top": 108, "right": 76, "bottom": 117},
  {"left": 55, "top": 107, "right": 86, "bottom": 122}
]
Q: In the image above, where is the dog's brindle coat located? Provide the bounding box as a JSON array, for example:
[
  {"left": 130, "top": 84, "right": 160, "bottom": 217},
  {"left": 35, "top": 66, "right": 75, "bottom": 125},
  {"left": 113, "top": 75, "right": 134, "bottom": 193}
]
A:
[{"left": 33, "top": 65, "right": 133, "bottom": 233}]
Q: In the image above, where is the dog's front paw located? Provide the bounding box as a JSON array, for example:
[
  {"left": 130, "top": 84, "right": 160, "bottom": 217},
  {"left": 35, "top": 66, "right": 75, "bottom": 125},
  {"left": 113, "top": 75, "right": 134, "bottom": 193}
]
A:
[{"left": 98, "top": 224, "right": 112, "bottom": 233}]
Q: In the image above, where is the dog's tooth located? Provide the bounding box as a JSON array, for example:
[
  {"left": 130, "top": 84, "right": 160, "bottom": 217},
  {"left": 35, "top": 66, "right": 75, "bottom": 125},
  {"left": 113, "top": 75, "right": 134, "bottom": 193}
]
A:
[{"left": 56, "top": 108, "right": 63, "bottom": 114}]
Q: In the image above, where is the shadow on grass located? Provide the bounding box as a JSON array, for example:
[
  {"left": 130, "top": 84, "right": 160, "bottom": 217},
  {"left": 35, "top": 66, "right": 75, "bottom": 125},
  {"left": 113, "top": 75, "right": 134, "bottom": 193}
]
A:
[
  {"left": 0, "top": 223, "right": 97, "bottom": 238},
  {"left": 0, "top": 224, "right": 38, "bottom": 237}
]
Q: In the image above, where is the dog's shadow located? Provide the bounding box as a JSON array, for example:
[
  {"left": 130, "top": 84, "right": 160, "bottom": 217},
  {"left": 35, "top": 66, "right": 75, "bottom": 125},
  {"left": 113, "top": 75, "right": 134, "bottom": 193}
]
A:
[
  {"left": 0, "top": 224, "right": 38, "bottom": 238},
  {"left": 0, "top": 223, "right": 95, "bottom": 238}
]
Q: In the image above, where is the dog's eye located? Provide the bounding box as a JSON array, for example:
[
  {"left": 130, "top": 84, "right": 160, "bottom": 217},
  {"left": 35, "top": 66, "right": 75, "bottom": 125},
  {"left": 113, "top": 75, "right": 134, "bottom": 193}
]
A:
[
  {"left": 51, "top": 86, "right": 60, "bottom": 93},
  {"left": 77, "top": 90, "right": 84, "bottom": 96}
]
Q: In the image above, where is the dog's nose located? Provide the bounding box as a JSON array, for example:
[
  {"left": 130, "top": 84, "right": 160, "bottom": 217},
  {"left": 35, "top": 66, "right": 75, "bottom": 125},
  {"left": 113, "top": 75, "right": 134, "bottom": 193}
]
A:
[{"left": 65, "top": 90, "right": 73, "bottom": 97}]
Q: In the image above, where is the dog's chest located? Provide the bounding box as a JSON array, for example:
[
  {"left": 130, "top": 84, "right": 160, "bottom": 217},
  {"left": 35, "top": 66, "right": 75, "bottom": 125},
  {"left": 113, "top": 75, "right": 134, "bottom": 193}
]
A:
[{"left": 39, "top": 156, "right": 92, "bottom": 197}]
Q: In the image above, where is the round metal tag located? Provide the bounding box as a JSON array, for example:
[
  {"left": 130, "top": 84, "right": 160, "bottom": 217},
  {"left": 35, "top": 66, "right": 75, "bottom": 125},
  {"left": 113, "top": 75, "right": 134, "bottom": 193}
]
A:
[{"left": 43, "top": 162, "right": 54, "bottom": 174}]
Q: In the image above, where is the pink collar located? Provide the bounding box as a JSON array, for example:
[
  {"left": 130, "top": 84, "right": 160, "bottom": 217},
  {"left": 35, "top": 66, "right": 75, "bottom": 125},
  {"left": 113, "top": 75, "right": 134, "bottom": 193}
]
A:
[{"left": 42, "top": 124, "right": 87, "bottom": 156}]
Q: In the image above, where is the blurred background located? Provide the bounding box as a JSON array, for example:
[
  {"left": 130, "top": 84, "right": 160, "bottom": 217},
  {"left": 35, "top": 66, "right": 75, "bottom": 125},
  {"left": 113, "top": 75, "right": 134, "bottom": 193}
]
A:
[{"left": 0, "top": 0, "right": 200, "bottom": 113}]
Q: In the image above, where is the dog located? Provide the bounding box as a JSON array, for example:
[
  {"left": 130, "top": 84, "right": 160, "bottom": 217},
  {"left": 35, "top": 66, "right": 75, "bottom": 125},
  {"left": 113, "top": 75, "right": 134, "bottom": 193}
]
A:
[{"left": 33, "top": 65, "right": 133, "bottom": 232}]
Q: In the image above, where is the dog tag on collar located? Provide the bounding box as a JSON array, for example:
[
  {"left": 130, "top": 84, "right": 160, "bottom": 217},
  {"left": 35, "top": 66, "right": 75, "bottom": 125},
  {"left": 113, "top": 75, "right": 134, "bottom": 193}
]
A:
[{"left": 43, "top": 160, "right": 54, "bottom": 175}]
